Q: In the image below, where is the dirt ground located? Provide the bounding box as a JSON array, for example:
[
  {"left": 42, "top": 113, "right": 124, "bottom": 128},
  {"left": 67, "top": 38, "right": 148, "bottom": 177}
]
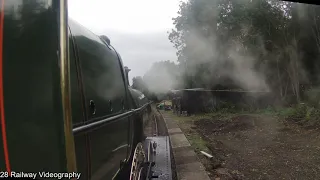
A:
[{"left": 185, "top": 113, "right": 320, "bottom": 180}]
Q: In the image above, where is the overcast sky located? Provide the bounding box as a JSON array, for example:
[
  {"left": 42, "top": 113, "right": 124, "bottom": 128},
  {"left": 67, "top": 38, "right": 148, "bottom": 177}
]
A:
[{"left": 68, "top": 0, "right": 181, "bottom": 84}]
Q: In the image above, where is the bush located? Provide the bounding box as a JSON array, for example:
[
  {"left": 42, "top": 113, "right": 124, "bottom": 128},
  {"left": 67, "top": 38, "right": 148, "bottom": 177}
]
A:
[
  {"left": 211, "top": 100, "right": 262, "bottom": 113},
  {"left": 304, "top": 88, "right": 320, "bottom": 107},
  {"left": 305, "top": 107, "right": 320, "bottom": 121},
  {"left": 277, "top": 107, "right": 296, "bottom": 117},
  {"left": 214, "top": 101, "right": 237, "bottom": 113},
  {"left": 275, "top": 103, "right": 306, "bottom": 120},
  {"left": 279, "top": 103, "right": 320, "bottom": 126},
  {"left": 256, "top": 105, "right": 276, "bottom": 115}
]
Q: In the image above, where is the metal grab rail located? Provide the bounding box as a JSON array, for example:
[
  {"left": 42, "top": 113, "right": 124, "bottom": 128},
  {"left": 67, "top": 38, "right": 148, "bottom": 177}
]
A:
[{"left": 73, "top": 101, "right": 153, "bottom": 134}]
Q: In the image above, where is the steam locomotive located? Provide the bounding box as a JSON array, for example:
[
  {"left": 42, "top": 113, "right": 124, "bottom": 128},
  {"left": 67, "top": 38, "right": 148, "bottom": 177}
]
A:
[{"left": 0, "top": 1, "right": 169, "bottom": 180}]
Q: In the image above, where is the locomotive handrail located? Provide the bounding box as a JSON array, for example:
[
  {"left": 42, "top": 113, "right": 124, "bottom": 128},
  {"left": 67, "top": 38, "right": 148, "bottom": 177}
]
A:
[{"left": 73, "top": 101, "right": 153, "bottom": 134}]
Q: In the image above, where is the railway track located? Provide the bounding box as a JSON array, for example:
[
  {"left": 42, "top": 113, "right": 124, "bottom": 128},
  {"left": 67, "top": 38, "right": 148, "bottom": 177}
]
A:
[
  {"left": 146, "top": 106, "right": 167, "bottom": 137},
  {"left": 151, "top": 107, "right": 168, "bottom": 137},
  {"left": 153, "top": 115, "right": 158, "bottom": 136},
  {"left": 130, "top": 106, "right": 172, "bottom": 180},
  {"left": 131, "top": 106, "right": 170, "bottom": 180}
]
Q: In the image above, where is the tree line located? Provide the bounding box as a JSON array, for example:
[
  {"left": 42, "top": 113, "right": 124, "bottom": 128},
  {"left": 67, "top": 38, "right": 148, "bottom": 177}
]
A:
[{"left": 133, "top": 0, "right": 320, "bottom": 106}]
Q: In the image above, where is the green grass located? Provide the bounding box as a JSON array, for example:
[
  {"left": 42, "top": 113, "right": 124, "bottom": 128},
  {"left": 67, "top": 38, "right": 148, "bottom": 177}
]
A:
[
  {"left": 165, "top": 111, "right": 210, "bottom": 152},
  {"left": 185, "top": 133, "right": 210, "bottom": 152},
  {"left": 235, "top": 104, "right": 320, "bottom": 125},
  {"left": 276, "top": 107, "right": 297, "bottom": 117}
]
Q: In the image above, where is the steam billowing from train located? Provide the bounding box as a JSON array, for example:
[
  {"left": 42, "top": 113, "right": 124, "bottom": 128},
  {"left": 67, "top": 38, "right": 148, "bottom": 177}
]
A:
[
  {"left": 141, "top": 0, "right": 310, "bottom": 96},
  {"left": 142, "top": 23, "right": 270, "bottom": 93}
]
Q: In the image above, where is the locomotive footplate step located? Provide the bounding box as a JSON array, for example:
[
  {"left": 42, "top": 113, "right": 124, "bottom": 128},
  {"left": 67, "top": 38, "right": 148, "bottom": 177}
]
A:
[{"left": 144, "top": 136, "right": 172, "bottom": 180}]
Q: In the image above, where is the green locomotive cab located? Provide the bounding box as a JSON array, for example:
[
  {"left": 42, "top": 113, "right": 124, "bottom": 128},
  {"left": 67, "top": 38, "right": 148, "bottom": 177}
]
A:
[
  {"left": 129, "top": 88, "right": 149, "bottom": 108},
  {"left": 128, "top": 87, "right": 151, "bottom": 141},
  {"left": 0, "top": 1, "right": 174, "bottom": 179},
  {"left": 0, "top": 0, "right": 153, "bottom": 179}
]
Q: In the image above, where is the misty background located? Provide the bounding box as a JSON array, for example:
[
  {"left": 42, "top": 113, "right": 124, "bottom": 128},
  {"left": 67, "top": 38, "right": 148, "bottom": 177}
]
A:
[
  {"left": 68, "top": 0, "right": 180, "bottom": 85},
  {"left": 132, "top": 0, "right": 320, "bottom": 106},
  {"left": 70, "top": 0, "right": 320, "bottom": 107}
]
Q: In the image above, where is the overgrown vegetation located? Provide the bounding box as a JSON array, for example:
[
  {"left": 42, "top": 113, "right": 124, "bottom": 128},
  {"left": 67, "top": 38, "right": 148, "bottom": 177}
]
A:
[{"left": 205, "top": 99, "right": 320, "bottom": 128}]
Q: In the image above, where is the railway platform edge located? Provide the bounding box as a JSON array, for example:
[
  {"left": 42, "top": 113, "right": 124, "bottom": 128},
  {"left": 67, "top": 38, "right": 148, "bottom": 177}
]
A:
[{"left": 159, "top": 111, "right": 211, "bottom": 180}]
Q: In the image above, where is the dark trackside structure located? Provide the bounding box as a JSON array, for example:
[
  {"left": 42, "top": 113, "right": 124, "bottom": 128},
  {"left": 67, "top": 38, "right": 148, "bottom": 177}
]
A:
[
  {"left": 0, "top": 1, "right": 171, "bottom": 180},
  {"left": 169, "top": 88, "right": 273, "bottom": 116},
  {"left": 169, "top": 89, "right": 214, "bottom": 116}
]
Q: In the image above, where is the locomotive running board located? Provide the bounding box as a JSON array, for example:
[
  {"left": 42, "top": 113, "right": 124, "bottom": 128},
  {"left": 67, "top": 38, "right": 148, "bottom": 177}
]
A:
[{"left": 144, "top": 136, "right": 172, "bottom": 180}]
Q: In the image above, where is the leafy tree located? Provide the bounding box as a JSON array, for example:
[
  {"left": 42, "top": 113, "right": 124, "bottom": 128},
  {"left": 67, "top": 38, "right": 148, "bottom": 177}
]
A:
[{"left": 168, "top": 0, "right": 320, "bottom": 104}]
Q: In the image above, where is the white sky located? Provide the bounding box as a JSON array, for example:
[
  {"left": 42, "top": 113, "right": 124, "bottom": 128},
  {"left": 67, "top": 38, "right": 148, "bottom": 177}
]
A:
[{"left": 68, "top": 0, "right": 181, "bottom": 84}]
